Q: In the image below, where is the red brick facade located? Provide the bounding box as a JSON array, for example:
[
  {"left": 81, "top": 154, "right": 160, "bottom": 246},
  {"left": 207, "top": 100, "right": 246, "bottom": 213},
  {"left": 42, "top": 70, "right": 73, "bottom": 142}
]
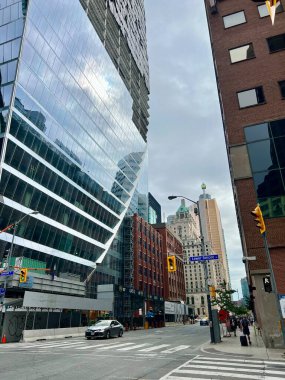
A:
[
  {"left": 132, "top": 214, "right": 164, "bottom": 298},
  {"left": 205, "top": 0, "right": 285, "bottom": 295},
  {"left": 153, "top": 224, "right": 186, "bottom": 302}
]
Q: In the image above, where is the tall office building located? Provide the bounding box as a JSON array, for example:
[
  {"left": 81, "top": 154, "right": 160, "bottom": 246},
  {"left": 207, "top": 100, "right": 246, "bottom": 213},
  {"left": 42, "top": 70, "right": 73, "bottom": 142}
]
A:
[
  {"left": 205, "top": 0, "right": 285, "bottom": 347},
  {"left": 198, "top": 186, "right": 230, "bottom": 288},
  {"left": 168, "top": 199, "right": 222, "bottom": 317},
  {"left": 0, "top": 0, "right": 149, "bottom": 339}
]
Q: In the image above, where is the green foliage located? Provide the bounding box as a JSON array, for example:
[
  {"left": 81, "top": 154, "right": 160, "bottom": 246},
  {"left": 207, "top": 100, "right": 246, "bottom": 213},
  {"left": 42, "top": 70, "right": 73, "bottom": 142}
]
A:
[{"left": 211, "top": 281, "right": 249, "bottom": 316}]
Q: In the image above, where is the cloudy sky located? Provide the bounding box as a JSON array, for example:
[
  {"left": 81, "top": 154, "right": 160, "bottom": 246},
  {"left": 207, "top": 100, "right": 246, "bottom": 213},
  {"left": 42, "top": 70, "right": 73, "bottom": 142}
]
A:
[{"left": 144, "top": 0, "right": 246, "bottom": 299}]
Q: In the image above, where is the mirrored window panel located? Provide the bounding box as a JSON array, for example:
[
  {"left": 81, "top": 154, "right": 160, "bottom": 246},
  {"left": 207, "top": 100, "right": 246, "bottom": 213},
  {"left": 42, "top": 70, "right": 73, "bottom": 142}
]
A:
[
  {"left": 258, "top": 3, "right": 283, "bottom": 18},
  {"left": 267, "top": 33, "right": 285, "bottom": 53},
  {"left": 244, "top": 123, "right": 271, "bottom": 142},
  {"left": 247, "top": 140, "right": 278, "bottom": 172},
  {"left": 259, "top": 196, "right": 285, "bottom": 218},
  {"left": 223, "top": 11, "right": 246, "bottom": 29},
  {"left": 229, "top": 43, "right": 255, "bottom": 63},
  {"left": 237, "top": 87, "right": 265, "bottom": 108}
]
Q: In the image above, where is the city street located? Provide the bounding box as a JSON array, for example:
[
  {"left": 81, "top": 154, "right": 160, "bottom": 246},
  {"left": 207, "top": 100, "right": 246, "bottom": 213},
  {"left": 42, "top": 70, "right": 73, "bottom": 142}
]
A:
[
  {"left": 1, "top": 324, "right": 285, "bottom": 380},
  {"left": 1, "top": 324, "right": 207, "bottom": 379}
]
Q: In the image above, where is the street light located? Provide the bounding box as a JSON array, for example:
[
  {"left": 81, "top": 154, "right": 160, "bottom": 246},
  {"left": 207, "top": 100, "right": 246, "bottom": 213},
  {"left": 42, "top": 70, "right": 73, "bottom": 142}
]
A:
[{"left": 168, "top": 194, "right": 215, "bottom": 343}]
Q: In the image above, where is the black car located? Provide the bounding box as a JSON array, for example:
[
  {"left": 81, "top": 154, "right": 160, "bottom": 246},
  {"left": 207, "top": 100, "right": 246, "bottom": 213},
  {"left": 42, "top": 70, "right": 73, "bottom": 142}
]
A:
[
  {"left": 85, "top": 319, "right": 124, "bottom": 339},
  {"left": 200, "top": 318, "right": 209, "bottom": 326}
]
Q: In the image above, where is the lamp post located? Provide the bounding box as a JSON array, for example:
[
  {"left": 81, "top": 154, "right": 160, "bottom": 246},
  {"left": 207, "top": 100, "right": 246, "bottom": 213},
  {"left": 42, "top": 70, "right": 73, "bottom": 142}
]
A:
[
  {"left": 0, "top": 210, "right": 39, "bottom": 303},
  {"left": 168, "top": 194, "right": 215, "bottom": 343}
]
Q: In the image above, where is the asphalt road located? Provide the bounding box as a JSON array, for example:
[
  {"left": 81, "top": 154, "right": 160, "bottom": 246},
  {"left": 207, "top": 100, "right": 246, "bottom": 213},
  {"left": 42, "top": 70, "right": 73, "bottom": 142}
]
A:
[{"left": 0, "top": 324, "right": 210, "bottom": 380}]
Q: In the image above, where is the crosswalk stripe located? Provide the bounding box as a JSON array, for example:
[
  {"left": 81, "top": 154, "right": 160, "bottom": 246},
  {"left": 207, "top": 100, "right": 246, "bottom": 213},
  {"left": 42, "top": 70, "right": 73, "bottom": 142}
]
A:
[
  {"left": 198, "top": 356, "right": 264, "bottom": 364},
  {"left": 139, "top": 344, "right": 170, "bottom": 352},
  {"left": 15, "top": 341, "right": 84, "bottom": 349},
  {"left": 35, "top": 341, "right": 84, "bottom": 349},
  {"left": 190, "top": 359, "right": 265, "bottom": 368},
  {"left": 175, "top": 369, "right": 285, "bottom": 380},
  {"left": 117, "top": 343, "right": 150, "bottom": 351},
  {"left": 198, "top": 355, "right": 285, "bottom": 367},
  {"left": 75, "top": 343, "right": 111, "bottom": 350},
  {"left": 98, "top": 343, "right": 135, "bottom": 350},
  {"left": 185, "top": 364, "right": 266, "bottom": 374},
  {"left": 161, "top": 345, "right": 190, "bottom": 354}
]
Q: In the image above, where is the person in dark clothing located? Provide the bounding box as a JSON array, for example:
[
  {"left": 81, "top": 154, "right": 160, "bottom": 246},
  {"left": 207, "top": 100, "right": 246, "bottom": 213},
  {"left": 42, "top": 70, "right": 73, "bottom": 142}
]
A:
[
  {"left": 230, "top": 315, "right": 238, "bottom": 337},
  {"left": 241, "top": 317, "right": 251, "bottom": 345}
]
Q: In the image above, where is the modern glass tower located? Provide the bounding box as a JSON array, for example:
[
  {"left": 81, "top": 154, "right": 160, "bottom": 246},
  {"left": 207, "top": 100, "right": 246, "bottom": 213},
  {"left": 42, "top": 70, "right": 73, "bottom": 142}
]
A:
[{"left": 0, "top": 0, "right": 149, "bottom": 332}]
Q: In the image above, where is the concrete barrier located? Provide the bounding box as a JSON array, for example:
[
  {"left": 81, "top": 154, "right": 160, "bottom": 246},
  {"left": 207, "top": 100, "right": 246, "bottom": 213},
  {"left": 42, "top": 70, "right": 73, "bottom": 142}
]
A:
[{"left": 22, "top": 327, "right": 86, "bottom": 342}]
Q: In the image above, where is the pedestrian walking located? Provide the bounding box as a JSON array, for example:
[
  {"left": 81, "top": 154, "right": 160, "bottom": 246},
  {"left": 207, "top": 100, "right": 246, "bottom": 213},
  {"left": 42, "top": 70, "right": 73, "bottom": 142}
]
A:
[
  {"left": 230, "top": 315, "right": 238, "bottom": 337},
  {"left": 241, "top": 317, "right": 251, "bottom": 345}
]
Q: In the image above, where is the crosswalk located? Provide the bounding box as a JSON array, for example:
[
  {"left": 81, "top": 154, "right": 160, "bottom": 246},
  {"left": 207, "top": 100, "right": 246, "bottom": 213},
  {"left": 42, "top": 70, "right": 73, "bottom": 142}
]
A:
[
  {"left": 160, "top": 355, "right": 285, "bottom": 380},
  {"left": 0, "top": 339, "right": 191, "bottom": 356}
]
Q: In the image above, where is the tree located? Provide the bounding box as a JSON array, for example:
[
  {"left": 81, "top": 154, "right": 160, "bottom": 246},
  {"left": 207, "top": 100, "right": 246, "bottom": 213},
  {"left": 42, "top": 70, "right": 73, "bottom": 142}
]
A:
[{"left": 211, "top": 281, "right": 249, "bottom": 316}]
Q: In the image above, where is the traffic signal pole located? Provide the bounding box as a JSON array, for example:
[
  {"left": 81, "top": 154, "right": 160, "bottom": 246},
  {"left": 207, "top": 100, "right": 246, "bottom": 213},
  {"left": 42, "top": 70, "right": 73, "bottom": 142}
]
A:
[
  {"left": 250, "top": 204, "right": 285, "bottom": 346},
  {"left": 196, "top": 202, "right": 215, "bottom": 344},
  {"left": 262, "top": 232, "right": 285, "bottom": 346}
]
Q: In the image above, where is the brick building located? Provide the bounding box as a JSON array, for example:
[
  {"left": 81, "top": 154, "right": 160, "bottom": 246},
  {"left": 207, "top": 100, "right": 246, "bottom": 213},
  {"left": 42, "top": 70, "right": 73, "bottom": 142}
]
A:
[
  {"left": 205, "top": 0, "right": 285, "bottom": 347},
  {"left": 122, "top": 214, "right": 164, "bottom": 323},
  {"left": 153, "top": 223, "right": 186, "bottom": 303}
]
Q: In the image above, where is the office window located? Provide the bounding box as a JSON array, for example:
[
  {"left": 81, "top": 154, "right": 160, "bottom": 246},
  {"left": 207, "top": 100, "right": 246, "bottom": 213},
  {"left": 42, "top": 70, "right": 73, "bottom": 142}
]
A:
[
  {"left": 237, "top": 87, "right": 265, "bottom": 108},
  {"left": 278, "top": 80, "right": 285, "bottom": 98},
  {"left": 229, "top": 44, "right": 255, "bottom": 63},
  {"left": 267, "top": 34, "right": 285, "bottom": 53},
  {"left": 258, "top": 3, "right": 283, "bottom": 18},
  {"left": 223, "top": 11, "right": 246, "bottom": 28}
]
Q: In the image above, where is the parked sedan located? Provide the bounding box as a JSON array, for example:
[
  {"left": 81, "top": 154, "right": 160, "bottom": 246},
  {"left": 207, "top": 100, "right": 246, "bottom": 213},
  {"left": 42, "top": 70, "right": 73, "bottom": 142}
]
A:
[{"left": 85, "top": 319, "right": 124, "bottom": 339}]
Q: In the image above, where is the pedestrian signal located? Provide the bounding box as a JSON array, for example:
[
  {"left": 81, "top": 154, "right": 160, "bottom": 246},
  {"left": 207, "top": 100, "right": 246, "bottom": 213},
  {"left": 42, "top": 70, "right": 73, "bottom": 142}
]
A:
[
  {"left": 167, "top": 255, "right": 177, "bottom": 272},
  {"left": 251, "top": 204, "right": 266, "bottom": 234},
  {"left": 19, "top": 268, "right": 28, "bottom": 283},
  {"left": 263, "top": 276, "right": 272, "bottom": 293}
]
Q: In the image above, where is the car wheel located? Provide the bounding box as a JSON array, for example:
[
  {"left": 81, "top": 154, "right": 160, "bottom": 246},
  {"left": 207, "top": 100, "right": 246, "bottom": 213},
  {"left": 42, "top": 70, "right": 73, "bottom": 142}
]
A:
[
  {"left": 86, "top": 337, "right": 91, "bottom": 340},
  {"left": 118, "top": 329, "right": 123, "bottom": 337},
  {"left": 106, "top": 331, "right": 111, "bottom": 339}
]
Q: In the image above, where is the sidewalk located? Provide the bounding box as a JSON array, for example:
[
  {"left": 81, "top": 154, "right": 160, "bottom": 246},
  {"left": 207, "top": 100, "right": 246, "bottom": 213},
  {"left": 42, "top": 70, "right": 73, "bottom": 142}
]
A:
[{"left": 202, "top": 325, "right": 285, "bottom": 360}]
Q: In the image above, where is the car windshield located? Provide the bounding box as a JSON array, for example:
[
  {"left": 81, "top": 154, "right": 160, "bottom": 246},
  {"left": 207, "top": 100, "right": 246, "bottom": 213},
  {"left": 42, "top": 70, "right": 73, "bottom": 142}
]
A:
[{"left": 94, "top": 321, "right": 111, "bottom": 327}]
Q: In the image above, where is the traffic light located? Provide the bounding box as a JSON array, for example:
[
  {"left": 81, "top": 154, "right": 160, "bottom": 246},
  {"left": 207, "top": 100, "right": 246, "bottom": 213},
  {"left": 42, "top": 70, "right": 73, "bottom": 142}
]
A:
[
  {"left": 251, "top": 204, "right": 266, "bottom": 234},
  {"left": 263, "top": 276, "right": 272, "bottom": 293},
  {"left": 209, "top": 286, "right": 216, "bottom": 298},
  {"left": 19, "top": 268, "right": 28, "bottom": 283},
  {"left": 167, "top": 255, "right": 177, "bottom": 272}
]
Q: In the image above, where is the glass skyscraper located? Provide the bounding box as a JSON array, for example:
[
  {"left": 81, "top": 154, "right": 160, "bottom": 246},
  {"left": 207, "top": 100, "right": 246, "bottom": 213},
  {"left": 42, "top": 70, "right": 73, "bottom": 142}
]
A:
[{"left": 0, "top": 0, "right": 149, "bottom": 327}]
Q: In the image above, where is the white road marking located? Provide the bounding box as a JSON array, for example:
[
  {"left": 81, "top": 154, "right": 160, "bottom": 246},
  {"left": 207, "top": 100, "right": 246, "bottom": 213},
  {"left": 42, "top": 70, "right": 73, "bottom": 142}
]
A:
[
  {"left": 98, "top": 342, "right": 135, "bottom": 350},
  {"left": 138, "top": 344, "right": 170, "bottom": 352},
  {"left": 117, "top": 343, "right": 150, "bottom": 351},
  {"left": 161, "top": 345, "right": 190, "bottom": 353},
  {"left": 175, "top": 369, "right": 284, "bottom": 379}
]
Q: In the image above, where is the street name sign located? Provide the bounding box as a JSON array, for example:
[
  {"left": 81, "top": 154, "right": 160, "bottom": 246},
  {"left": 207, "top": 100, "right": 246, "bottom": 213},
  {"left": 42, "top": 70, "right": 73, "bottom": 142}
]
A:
[
  {"left": 0, "top": 271, "right": 14, "bottom": 276},
  {"left": 190, "top": 255, "right": 219, "bottom": 262}
]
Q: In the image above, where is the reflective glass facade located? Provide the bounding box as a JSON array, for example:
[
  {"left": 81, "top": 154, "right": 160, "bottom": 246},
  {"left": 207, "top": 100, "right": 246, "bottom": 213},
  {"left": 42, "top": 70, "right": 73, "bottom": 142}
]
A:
[
  {"left": 245, "top": 119, "right": 285, "bottom": 218},
  {"left": 0, "top": 0, "right": 149, "bottom": 294}
]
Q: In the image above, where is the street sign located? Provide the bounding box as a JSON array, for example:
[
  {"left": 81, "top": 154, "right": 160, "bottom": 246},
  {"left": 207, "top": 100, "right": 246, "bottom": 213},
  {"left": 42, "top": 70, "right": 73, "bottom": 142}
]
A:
[
  {"left": 190, "top": 255, "right": 219, "bottom": 262},
  {"left": 0, "top": 288, "right": 5, "bottom": 296},
  {"left": 0, "top": 271, "right": 14, "bottom": 276}
]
